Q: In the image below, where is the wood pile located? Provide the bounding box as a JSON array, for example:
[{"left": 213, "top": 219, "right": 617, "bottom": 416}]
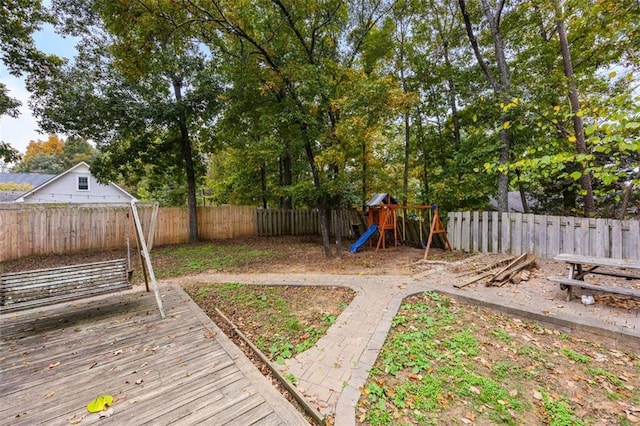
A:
[{"left": 454, "top": 253, "right": 537, "bottom": 288}]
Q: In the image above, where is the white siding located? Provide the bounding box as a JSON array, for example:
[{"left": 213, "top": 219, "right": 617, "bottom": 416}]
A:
[{"left": 21, "top": 164, "right": 133, "bottom": 203}]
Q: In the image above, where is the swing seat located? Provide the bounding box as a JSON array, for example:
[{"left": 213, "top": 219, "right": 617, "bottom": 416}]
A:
[{"left": 0, "top": 259, "right": 131, "bottom": 313}]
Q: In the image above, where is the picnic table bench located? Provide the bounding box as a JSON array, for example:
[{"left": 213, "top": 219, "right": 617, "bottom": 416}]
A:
[{"left": 548, "top": 254, "right": 640, "bottom": 302}]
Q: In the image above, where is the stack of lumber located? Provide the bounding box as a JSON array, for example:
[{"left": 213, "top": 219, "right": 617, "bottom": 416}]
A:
[{"left": 454, "top": 254, "right": 536, "bottom": 289}]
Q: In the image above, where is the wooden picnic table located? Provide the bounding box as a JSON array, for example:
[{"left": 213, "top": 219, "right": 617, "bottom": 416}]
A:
[{"left": 548, "top": 254, "right": 640, "bottom": 302}]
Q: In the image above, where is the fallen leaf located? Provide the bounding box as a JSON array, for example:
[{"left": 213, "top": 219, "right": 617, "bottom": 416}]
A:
[
  {"left": 113, "top": 349, "right": 123, "bottom": 356},
  {"left": 87, "top": 395, "right": 113, "bottom": 413},
  {"left": 88, "top": 361, "right": 98, "bottom": 370},
  {"left": 67, "top": 415, "right": 83, "bottom": 425},
  {"left": 533, "top": 391, "right": 543, "bottom": 400},
  {"left": 469, "top": 386, "right": 481, "bottom": 395},
  {"left": 46, "top": 362, "right": 61, "bottom": 370},
  {"left": 203, "top": 331, "right": 216, "bottom": 339},
  {"left": 135, "top": 379, "right": 143, "bottom": 385},
  {"left": 45, "top": 391, "right": 55, "bottom": 398},
  {"left": 465, "top": 411, "right": 475, "bottom": 421}
]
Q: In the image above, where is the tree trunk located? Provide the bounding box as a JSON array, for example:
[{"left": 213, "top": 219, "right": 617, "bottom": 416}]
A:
[
  {"left": 516, "top": 171, "right": 529, "bottom": 213},
  {"left": 554, "top": 0, "right": 595, "bottom": 215},
  {"left": 459, "top": 0, "right": 512, "bottom": 212},
  {"left": 335, "top": 198, "right": 343, "bottom": 259},
  {"left": 403, "top": 111, "right": 410, "bottom": 206},
  {"left": 260, "top": 164, "right": 267, "bottom": 209},
  {"left": 362, "top": 138, "right": 368, "bottom": 210},
  {"left": 280, "top": 148, "right": 293, "bottom": 209},
  {"left": 415, "top": 107, "right": 430, "bottom": 203},
  {"left": 172, "top": 76, "right": 199, "bottom": 242},
  {"left": 304, "top": 138, "right": 333, "bottom": 257}
]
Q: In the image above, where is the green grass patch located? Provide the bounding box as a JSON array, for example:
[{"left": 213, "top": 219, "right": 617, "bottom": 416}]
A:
[
  {"left": 186, "top": 283, "right": 355, "bottom": 365},
  {"left": 153, "top": 243, "right": 278, "bottom": 278},
  {"left": 358, "top": 292, "right": 639, "bottom": 425}
]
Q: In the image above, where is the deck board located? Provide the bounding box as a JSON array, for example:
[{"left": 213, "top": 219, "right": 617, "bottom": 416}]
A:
[{"left": 0, "top": 284, "right": 308, "bottom": 426}]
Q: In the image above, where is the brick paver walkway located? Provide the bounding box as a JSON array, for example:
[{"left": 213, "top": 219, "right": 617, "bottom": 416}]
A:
[{"left": 176, "top": 258, "right": 639, "bottom": 425}]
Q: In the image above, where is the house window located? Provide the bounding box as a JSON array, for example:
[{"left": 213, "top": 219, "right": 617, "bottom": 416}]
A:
[{"left": 77, "top": 175, "right": 89, "bottom": 191}]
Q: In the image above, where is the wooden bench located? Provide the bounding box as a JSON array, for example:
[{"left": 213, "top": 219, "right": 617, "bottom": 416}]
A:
[
  {"left": 548, "top": 254, "right": 640, "bottom": 302},
  {"left": 1, "top": 259, "right": 131, "bottom": 313}
]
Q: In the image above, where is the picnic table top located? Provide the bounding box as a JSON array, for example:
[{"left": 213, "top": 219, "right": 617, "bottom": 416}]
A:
[{"left": 554, "top": 254, "right": 640, "bottom": 270}]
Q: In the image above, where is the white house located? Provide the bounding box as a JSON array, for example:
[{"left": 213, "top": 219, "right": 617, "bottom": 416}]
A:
[{"left": 14, "top": 162, "right": 136, "bottom": 203}]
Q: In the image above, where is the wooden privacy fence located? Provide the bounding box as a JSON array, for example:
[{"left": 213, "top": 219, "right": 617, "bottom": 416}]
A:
[
  {"left": 0, "top": 204, "right": 258, "bottom": 263},
  {"left": 1, "top": 204, "right": 359, "bottom": 262},
  {"left": 255, "top": 208, "right": 358, "bottom": 238},
  {"left": 447, "top": 211, "right": 640, "bottom": 261},
  {"left": 1, "top": 203, "right": 160, "bottom": 263}
]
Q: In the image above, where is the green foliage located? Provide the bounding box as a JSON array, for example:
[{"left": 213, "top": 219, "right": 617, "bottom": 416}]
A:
[
  {"left": 0, "top": 141, "right": 21, "bottom": 164},
  {"left": 542, "top": 393, "right": 585, "bottom": 426},
  {"left": 21, "top": 0, "right": 639, "bottom": 219},
  {"left": 560, "top": 348, "right": 591, "bottom": 364}
]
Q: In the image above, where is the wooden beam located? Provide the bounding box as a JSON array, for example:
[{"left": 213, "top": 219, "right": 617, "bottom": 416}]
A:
[{"left": 131, "top": 201, "right": 165, "bottom": 319}]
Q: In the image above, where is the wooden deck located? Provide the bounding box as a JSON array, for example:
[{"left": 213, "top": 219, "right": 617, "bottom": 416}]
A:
[{"left": 0, "top": 284, "right": 308, "bottom": 425}]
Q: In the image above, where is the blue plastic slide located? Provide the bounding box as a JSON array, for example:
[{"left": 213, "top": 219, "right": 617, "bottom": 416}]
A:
[{"left": 349, "top": 225, "right": 378, "bottom": 253}]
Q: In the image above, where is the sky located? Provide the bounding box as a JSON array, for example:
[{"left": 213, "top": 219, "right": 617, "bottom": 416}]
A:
[{"left": 0, "top": 25, "right": 78, "bottom": 155}]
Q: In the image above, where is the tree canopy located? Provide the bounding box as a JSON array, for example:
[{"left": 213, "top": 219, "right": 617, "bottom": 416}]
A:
[{"left": 2, "top": 0, "right": 637, "bottom": 254}]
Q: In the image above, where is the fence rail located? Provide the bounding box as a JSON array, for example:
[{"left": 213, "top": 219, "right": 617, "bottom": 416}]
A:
[{"left": 447, "top": 211, "right": 640, "bottom": 260}]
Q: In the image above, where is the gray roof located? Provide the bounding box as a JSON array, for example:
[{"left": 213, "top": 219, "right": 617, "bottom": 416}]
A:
[
  {"left": 0, "top": 173, "right": 56, "bottom": 203},
  {"left": 0, "top": 172, "right": 56, "bottom": 187},
  {"left": 0, "top": 190, "right": 25, "bottom": 202},
  {"left": 489, "top": 191, "right": 539, "bottom": 213}
]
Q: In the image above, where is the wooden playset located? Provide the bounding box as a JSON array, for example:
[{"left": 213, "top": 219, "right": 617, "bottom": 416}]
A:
[{"left": 349, "top": 193, "right": 451, "bottom": 259}]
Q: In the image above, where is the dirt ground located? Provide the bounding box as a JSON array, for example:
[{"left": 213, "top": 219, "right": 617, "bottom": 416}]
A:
[{"left": 0, "top": 235, "right": 462, "bottom": 275}]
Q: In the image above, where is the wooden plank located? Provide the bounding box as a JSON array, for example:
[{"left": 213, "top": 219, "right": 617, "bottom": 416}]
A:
[
  {"left": 0, "top": 286, "right": 307, "bottom": 426},
  {"left": 501, "top": 212, "right": 510, "bottom": 254},
  {"left": 491, "top": 212, "right": 499, "bottom": 254},
  {"left": 513, "top": 213, "right": 522, "bottom": 256},
  {"left": 481, "top": 211, "right": 489, "bottom": 252},
  {"left": 629, "top": 220, "right": 640, "bottom": 261},
  {"left": 472, "top": 211, "right": 480, "bottom": 253},
  {"left": 553, "top": 254, "right": 640, "bottom": 270},
  {"left": 548, "top": 216, "right": 561, "bottom": 256},
  {"left": 1, "top": 259, "right": 130, "bottom": 311},
  {"left": 596, "top": 218, "right": 608, "bottom": 258},
  {"left": 611, "top": 219, "right": 623, "bottom": 259},
  {"left": 462, "top": 211, "right": 471, "bottom": 252},
  {"left": 537, "top": 215, "right": 548, "bottom": 259},
  {"left": 563, "top": 216, "right": 575, "bottom": 255},
  {"left": 526, "top": 213, "right": 535, "bottom": 254},
  {"left": 547, "top": 277, "right": 640, "bottom": 298}
]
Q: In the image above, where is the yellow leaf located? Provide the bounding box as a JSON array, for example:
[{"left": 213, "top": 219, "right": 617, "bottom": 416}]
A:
[
  {"left": 503, "top": 121, "right": 511, "bottom": 129},
  {"left": 568, "top": 135, "right": 577, "bottom": 142},
  {"left": 553, "top": 105, "right": 560, "bottom": 112},
  {"left": 609, "top": 71, "right": 616, "bottom": 78},
  {"left": 87, "top": 395, "right": 113, "bottom": 413}
]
